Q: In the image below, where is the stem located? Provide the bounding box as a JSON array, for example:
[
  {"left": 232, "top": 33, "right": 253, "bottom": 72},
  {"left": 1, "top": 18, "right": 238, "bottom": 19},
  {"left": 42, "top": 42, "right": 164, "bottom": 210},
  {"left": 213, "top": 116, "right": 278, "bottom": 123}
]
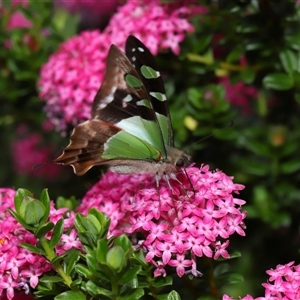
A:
[{"left": 39, "top": 236, "right": 73, "bottom": 287}]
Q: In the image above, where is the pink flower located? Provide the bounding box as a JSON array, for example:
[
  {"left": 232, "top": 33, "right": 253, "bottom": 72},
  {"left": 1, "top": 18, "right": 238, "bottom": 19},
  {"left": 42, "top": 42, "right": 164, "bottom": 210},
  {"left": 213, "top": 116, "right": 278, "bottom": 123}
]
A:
[
  {"left": 56, "top": 0, "right": 119, "bottom": 29},
  {"left": 39, "top": 0, "right": 197, "bottom": 131},
  {"left": 223, "top": 261, "right": 300, "bottom": 299},
  {"left": 105, "top": 0, "right": 195, "bottom": 55},
  {"left": 38, "top": 30, "right": 110, "bottom": 132},
  {"left": 0, "top": 188, "right": 81, "bottom": 298},
  {"left": 219, "top": 76, "right": 258, "bottom": 114},
  {"left": 10, "top": 125, "right": 60, "bottom": 179},
  {"left": 78, "top": 165, "right": 246, "bottom": 277}
]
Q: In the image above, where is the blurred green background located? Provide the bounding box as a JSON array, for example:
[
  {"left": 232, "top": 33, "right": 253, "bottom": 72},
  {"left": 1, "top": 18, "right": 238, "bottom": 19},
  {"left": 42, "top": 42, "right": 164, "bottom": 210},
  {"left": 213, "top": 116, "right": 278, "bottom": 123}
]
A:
[{"left": 1, "top": 0, "right": 300, "bottom": 298}]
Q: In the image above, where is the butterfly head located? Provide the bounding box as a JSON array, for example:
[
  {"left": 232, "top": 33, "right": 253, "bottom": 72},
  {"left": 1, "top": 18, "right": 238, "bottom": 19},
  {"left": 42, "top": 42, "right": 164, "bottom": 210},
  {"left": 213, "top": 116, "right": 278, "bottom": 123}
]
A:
[{"left": 166, "top": 146, "right": 192, "bottom": 171}]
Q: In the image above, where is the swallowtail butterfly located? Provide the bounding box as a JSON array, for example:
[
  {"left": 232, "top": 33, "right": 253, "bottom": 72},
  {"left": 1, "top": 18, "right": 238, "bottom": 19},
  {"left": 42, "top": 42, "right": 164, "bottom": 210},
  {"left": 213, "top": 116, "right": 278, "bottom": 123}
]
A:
[{"left": 55, "top": 36, "right": 192, "bottom": 186}]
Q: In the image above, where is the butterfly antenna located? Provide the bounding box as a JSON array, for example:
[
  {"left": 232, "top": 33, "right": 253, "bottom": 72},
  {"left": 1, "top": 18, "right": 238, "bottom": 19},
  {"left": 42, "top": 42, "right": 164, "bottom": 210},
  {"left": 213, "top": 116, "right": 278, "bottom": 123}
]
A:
[
  {"left": 183, "top": 120, "right": 234, "bottom": 152},
  {"left": 32, "top": 162, "right": 48, "bottom": 170}
]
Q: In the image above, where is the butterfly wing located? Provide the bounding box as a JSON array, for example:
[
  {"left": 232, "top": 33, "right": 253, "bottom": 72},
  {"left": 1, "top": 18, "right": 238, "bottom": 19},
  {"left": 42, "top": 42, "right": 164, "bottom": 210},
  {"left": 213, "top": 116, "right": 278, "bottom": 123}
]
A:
[
  {"left": 55, "top": 36, "right": 173, "bottom": 175},
  {"left": 125, "top": 35, "right": 174, "bottom": 147}
]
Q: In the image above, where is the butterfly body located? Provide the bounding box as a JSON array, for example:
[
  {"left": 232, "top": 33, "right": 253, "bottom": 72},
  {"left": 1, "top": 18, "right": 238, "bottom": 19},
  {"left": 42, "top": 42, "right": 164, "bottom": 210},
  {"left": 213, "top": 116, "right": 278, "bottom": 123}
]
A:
[{"left": 55, "top": 36, "right": 191, "bottom": 180}]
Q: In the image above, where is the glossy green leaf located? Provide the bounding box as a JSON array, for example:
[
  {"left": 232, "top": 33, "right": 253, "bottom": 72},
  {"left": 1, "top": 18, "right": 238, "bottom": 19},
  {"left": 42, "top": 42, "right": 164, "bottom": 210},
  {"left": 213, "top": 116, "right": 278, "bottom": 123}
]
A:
[
  {"left": 19, "top": 242, "right": 46, "bottom": 255},
  {"left": 96, "top": 239, "right": 109, "bottom": 263},
  {"left": 88, "top": 208, "right": 110, "bottom": 236},
  {"left": 167, "top": 290, "right": 181, "bottom": 300},
  {"left": 14, "top": 189, "right": 32, "bottom": 213},
  {"left": 50, "top": 219, "right": 64, "bottom": 248},
  {"left": 66, "top": 249, "right": 81, "bottom": 275},
  {"left": 263, "top": 73, "right": 294, "bottom": 90},
  {"left": 35, "top": 222, "right": 54, "bottom": 239},
  {"left": 39, "top": 189, "right": 51, "bottom": 224},
  {"left": 19, "top": 198, "right": 46, "bottom": 225},
  {"left": 39, "top": 276, "right": 64, "bottom": 283},
  {"left": 75, "top": 264, "right": 94, "bottom": 279},
  {"left": 114, "top": 234, "right": 132, "bottom": 252},
  {"left": 150, "top": 276, "right": 172, "bottom": 287},
  {"left": 85, "top": 280, "right": 115, "bottom": 298},
  {"left": 279, "top": 50, "right": 297, "bottom": 73},
  {"left": 54, "top": 291, "right": 86, "bottom": 300},
  {"left": 118, "top": 266, "right": 141, "bottom": 285},
  {"left": 106, "top": 246, "right": 125, "bottom": 271},
  {"left": 118, "top": 289, "right": 144, "bottom": 300}
]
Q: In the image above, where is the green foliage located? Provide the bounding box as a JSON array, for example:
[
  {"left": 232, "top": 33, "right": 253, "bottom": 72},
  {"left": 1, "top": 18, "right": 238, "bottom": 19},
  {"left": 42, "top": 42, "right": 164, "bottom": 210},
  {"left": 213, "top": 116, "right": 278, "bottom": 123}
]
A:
[
  {"left": 11, "top": 189, "right": 193, "bottom": 300},
  {"left": 2, "top": 0, "right": 300, "bottom": 298}
]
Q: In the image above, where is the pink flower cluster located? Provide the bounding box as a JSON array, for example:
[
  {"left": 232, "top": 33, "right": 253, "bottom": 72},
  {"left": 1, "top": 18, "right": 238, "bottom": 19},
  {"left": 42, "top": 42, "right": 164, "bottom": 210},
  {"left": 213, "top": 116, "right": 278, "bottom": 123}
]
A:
[
  {"left": 105, "top": 0, "right": 195, "bottom": 55},
  {"left": 219, "top": 76, "right": 258, "bottom": 114},
  {"left": 78, "top": 165, "right": 246, "bottom": 277},
  {"left": 56, "top": 0, "right": 118, "bottom": 15},
  {"left": 39, "top": 0, "right": 196, "bottom": 132},
  {"left": 10, "top": 125, "right": 60, "bottom": 179},
  {"left": 223, "top": 261, "right": 300, "bottom": 300},
  {"left": 0, "top": 188, "right": 80, "bottom": 300}
]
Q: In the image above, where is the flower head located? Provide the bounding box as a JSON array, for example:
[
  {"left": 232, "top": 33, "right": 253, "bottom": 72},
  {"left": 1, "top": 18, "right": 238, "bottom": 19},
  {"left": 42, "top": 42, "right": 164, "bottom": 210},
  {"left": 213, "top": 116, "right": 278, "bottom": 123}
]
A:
[
  {"left": 10, "top": 125, "right": 60, "bottom": 179},
  {"left": 39, "top": 0, "right": 197, "bottom": 132},
  {"left": 0, "top": 188, "right": 79, "bottom": 299},
  {"left": 78, "top": 165, "right": 246, "bottom": 277},
  {"left": 39, "top": 30, "right": 110, "bottom": 132},
  {"left": 223, "top": 261, "right": 300, "bottom": 300}
]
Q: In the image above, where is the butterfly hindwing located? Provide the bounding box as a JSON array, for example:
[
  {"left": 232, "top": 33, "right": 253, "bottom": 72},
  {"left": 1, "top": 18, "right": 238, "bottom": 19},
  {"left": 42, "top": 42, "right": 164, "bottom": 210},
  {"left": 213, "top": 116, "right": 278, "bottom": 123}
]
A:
[{"left": 55, "top": 36, "right": 191, "bottom": 176}]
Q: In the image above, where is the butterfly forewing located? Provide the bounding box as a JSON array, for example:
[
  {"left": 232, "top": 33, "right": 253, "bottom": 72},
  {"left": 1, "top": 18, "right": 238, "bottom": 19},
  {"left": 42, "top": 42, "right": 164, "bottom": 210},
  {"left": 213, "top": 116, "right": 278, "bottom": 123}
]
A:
[
  {"left": 125, "top": 36, "right": 174, "bottom": 147},
  {"left": 92, "top": 42, "right": 168, "bottom": 158},
  {"left": 55, "top": 36, "right": 191, "bottom": 176}
]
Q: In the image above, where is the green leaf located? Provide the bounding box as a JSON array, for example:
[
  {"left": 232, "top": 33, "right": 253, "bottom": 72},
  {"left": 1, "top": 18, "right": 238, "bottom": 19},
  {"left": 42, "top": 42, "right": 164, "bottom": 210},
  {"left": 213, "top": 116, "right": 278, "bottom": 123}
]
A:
[
  {"left": 35, "top": 222, "right": 55, "bottom": 239},
  {"left": 150, "top": 276, "right": 172, "bottom": 287},
  {"left": 280, "top": 160, "right": 300, "bottom": 174},
  {"left": 39, "top": 276, "right": 64, "bottom": 283},
  {"left": 167, "top": 290, "right": 181, "bottom": 300},
  {"left": 85, "top": 280, "right": 115, "bottom": 298},
  {"left": 7, "top": 208, "right": 34, "bottom": 231},
  {"left": 118, "top": 288, "right": 144, "bottom": 300},
  {"left": 106, "top": 246, "right": 127, "bottom": 272},
  {"left": 14, "top": 189, "right": 32, "bottom": 211},
  {"left": 295, "top": 93, "right": 300, "bottom": 103},
  {"left": 20, "top": 198, "right": 46, "bottom": 225},
  {"left": 66, "top": 250, "right": 80, "bottom": 275},
  {"left": 240, "top": 67, "right": 255, "bottom": 84},
  {"left": 223, "top": 273, "right": 244, "bottom": 284},
  {"left": 262, "top": 73, "right": 294, "bottom": 90},
  {"left": 96, "top": 239, "right": 109, "bottom": 263},
  {"left": 279, "top": 50, "right": 297, "bottom": 73},
  {"left": 50, "top": 219, "right": 64, "bottom": 248},
  {"left": 39, "top": 189, "right": 51, "bottom": 223},
  {"left": 245, "top": 140, "right": 271, "bottom": 157},
  {"left": 118, "top": 266, "right": 141, "bottom": 285},
  {"left": 75, "top": 264, "right": 94, "bottom": 279},
  {"left": 19, "top": 242, "right": 46, "bottom": 255},
  {"left": 114, "top": 234, "right": 132, "bottom": 252},
  {"left": 54, "top": 291, "right": 86, "bottom": 300}
]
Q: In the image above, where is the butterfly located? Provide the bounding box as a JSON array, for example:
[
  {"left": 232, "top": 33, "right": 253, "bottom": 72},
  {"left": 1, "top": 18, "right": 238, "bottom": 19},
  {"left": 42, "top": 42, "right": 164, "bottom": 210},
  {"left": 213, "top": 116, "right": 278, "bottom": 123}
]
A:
[{"left": 55, "top": 35, "right": 192, "bottom": 186}]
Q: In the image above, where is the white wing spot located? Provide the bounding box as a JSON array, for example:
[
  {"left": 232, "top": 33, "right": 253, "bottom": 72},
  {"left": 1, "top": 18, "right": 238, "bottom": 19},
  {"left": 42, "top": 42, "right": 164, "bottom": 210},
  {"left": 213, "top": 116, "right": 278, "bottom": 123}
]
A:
[
  {"left": 138, "top": 47, "right": 144, "bottom": 52},
  {"left": 132, "top": 48, "right": 136, "bottom": 52},
  {"left": 98, "top": 86, "right": 117, "bottom": 109},
  {"left": 132, "top": 56, "right": 136, "bottom": 62}
]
